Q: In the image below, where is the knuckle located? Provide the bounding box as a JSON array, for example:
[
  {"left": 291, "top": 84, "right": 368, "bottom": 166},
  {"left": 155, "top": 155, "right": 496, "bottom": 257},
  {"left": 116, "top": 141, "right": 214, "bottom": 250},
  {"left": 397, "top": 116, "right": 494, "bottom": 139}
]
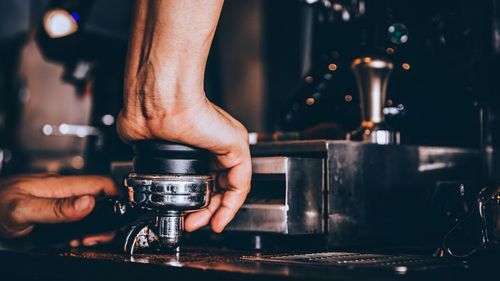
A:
[
  {"left": 225, "top": 151, "right": 242, "bottom": 165},
  {"left": 8, "top": 199, "right": 24, "bottom": 224},
  {"left": 7, "top": 181, "right": 25, "bottom": 192},
  {"left": 237, "top": 127, "right": 249, "bottom": 145},
  {"left": 239, "top": 184, "right": 251, "bottom": 195},
  {"left": 230, "top": 184, "right": 251, "bottom": 195},
  {"left": 227, "top": 145, "right": 250, "bottom": 163},
  {"left": 244, "top": 183, "right": 252, "bottom": 194},
  {"left": 52, "top": 200, "right": 68, "bottom": 220},
  {"left": 237, "top": 123, "right": 248, "bottom": 134}
]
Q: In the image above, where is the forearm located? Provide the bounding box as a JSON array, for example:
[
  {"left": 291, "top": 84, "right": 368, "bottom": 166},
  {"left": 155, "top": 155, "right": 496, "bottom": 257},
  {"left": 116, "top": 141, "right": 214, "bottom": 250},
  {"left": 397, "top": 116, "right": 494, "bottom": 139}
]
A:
[
  {"left": 124, "top": 0, "right": 224, "bottom": 118},
  {"left": 118, "top": 1, "right": 250, "bottom": 233}
]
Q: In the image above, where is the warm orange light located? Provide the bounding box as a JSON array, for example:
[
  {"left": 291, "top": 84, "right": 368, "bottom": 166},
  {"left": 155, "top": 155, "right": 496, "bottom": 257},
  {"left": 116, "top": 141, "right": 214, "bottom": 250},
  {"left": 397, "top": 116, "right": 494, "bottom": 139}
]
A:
[
  {"left": 332, "top": 3, "right": 343, "bottom": 11},
  {"left": 363, "top": 57, "right": 372, "bottom": 63},
  {"left": 386, "top": 47, "right": 395, "bottom": 54},
  {"left": 361, "top": 121, "right": 375, "bottom": 129},
  {"left": 353, "top": 58, "right": 362, "bottom": 65},
  {"left": 328, "top": 63, "right": 338, "bottom": 71},
  {"left": 306, "top": 98, "right": 315, "bottom": 105},
  {"left": 71, "top": 156, "right": 85, "bottom": 170},
  {"left": 344, "top": 95, "right": 352, "bottom": 102},
  {"left": 305, "top": 76, "right": 314, "bottom": 83},
  {"left": 402, "top": 63, "right": 411, "bottom": 70}
]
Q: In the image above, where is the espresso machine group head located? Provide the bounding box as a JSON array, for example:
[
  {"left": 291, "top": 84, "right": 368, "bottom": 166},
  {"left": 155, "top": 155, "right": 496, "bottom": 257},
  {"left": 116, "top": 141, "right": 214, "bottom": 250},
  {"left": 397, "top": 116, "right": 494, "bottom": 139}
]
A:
[{"left": 123, "top": 141, "right": 213, "bottom": 254}]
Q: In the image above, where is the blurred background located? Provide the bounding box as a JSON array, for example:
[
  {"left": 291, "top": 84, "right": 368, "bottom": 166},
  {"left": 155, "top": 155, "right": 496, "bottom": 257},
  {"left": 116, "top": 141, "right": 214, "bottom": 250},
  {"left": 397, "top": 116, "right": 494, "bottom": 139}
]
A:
[{"left": 0, "top": 0, "right": 499, "bottom": 177}]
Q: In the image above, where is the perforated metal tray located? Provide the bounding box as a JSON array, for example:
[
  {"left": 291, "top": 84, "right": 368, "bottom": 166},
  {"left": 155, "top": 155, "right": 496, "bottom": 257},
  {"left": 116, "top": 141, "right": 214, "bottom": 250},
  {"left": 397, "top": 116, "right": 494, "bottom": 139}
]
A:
[{"left": 242, "top": 252, "right": 467, "bottom": 273}]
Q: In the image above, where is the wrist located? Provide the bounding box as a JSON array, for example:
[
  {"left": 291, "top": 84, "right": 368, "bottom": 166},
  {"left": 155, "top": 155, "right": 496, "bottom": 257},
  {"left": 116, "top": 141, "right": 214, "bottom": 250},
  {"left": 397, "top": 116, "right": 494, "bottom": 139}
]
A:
[
  {"left": 122, "top": 78, "right": 207, "bottom": 120},
  {"left": 124, "top": 60, "right": 206, "bottom": 111}
]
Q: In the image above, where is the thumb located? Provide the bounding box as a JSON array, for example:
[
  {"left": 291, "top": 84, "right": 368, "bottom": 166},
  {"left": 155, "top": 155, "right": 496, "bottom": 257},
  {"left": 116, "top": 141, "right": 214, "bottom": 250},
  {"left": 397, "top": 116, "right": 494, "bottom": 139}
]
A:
[{"left": 22, "top": 195, "right": 95, "bottom": 224}]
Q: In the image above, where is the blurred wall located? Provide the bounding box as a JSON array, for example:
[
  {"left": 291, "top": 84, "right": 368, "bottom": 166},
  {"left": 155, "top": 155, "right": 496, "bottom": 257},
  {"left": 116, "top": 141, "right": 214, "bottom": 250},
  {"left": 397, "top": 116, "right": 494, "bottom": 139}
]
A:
[{"left": 216, "top": 0, "right": 265, "bottom": 132}]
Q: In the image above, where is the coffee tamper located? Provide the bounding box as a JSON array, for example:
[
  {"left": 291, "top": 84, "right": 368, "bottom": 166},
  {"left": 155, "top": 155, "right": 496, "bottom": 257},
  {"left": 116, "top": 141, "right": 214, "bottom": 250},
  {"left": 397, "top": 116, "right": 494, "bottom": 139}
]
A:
[
  {"left": 348, "top": 57, "right": 399, "bottom": 144},
  {"left": 123, "top": 140, "right": 213, "bottom": 255}
]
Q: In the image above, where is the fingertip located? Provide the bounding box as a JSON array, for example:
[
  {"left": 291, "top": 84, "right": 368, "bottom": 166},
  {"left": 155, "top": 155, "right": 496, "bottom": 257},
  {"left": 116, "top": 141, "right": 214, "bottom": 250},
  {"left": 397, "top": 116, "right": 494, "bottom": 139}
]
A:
[
  {"left": 73, "top": 195, "right": 95, "bottom": 213},
  {"left": 69, "top": 239, "right": 80, "bottom": 248},
  {"left": 81, "top": 231, "right": 115, "bottom": 246},
  {"left": 211, "top": 224, "right": 224, "bottom": 234},
  {"left": 210, "top": 209, "right": 234, "bottom": 233},
  {"left": 210, "top": 217, "right": 228, "bottom": 233},
  {"left": 86, "top": 195, "right": 96, "bottom": 210},
  {"left": 89, "top": 176, "right": 121, "bottom": 196},
  {"left": 184, "top": 212, "right": 211, "bottom": 232},
  {"left": 183, "top": 219, "right": 198, "bottom": 232},
  {"left": 185, "top": 194, "right": 223, "bottom": 232},
  {"left": 65, "top": 195, "right": 94, "bottom": 222}
]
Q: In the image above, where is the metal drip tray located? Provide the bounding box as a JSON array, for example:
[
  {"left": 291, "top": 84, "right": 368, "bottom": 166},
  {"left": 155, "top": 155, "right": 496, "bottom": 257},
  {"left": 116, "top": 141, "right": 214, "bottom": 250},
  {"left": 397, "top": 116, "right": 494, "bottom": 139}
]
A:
[{"left": 243, "top": 252, "right": 467, "bottom": 272}]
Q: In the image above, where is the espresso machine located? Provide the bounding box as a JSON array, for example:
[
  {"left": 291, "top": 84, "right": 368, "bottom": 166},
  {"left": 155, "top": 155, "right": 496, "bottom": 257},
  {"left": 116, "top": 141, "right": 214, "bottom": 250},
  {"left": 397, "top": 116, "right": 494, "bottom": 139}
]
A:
[
  {"left": 103, "top": 54, "right": 482, "bottom": 253},
  {"left": 1, "top": 0, "right": 497, "bottom": 258},
  {"left": 203, "top": 55, "right": 482, "bottom": 250}
]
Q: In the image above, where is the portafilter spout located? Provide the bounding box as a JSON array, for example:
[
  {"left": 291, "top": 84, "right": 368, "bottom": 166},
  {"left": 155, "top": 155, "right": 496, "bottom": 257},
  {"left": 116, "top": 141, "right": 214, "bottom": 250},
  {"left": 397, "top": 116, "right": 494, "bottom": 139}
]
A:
[{"left": 348, "top": 57, "right": 398, "bottom": 144}]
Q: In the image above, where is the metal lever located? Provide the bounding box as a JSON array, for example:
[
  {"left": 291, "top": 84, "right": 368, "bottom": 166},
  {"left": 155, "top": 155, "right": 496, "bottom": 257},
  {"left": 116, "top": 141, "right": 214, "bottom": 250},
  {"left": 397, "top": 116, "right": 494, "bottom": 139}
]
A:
[{"left": 437, "top": 187, "right": 500, "bottom": 257}]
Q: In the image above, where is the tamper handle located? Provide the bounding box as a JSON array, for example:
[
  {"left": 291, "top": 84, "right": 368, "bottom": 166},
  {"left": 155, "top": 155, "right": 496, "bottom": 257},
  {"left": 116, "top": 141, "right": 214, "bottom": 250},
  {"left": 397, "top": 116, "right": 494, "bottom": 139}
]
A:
[
  {"left": 351, "top": 57, "right": 394, "bottom": 127},
  {"left": 132, "top": 140, "right": 210, "bottom": 175},
  {"left": 348, "top": 57, "right": 398, "bottom": 145}
]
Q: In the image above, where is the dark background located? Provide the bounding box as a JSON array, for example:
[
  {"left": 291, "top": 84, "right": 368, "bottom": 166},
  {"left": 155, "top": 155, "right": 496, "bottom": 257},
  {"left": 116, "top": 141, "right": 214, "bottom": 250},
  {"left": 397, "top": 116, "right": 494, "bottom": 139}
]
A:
[{"left": 0, "top": 0, "right": 499, "bottom": 175}]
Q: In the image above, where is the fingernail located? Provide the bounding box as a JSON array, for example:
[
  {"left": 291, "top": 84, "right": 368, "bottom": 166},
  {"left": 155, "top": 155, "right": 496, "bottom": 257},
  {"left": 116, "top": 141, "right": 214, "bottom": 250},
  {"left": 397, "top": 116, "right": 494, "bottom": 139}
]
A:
[{"left": 74, "top": 196, "right": 91, "bottom": 212}]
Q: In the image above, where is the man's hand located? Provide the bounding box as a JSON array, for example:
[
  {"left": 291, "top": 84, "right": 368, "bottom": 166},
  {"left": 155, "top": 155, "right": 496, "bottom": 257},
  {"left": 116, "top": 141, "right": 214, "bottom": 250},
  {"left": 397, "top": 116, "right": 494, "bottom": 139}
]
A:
[
  {"left": 118, "top": 0, "right": 251, "bottom": 233},
  {"left": 118, "top": 96, "right": 251, "bottom": 233},
  {"left": 0, "top": 174, "right": 119, "bottom": 244}
]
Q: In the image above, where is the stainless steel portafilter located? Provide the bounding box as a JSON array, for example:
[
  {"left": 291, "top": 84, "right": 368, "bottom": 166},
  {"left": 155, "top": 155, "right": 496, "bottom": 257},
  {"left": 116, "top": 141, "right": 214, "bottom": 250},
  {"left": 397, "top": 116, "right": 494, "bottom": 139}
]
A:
[{"left": 123, "top": 141, "right": 213, "bottom": 255}]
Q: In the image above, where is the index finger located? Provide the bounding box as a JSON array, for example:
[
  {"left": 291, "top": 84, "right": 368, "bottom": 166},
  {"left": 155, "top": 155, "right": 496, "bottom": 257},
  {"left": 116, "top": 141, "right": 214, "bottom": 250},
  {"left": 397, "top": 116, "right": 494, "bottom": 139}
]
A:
[
  {"left": 20, "top": 175, "right": 120, "bottom": 198},
  {"left": 210, "top": 157, "right": 251, "bottom": 233}
]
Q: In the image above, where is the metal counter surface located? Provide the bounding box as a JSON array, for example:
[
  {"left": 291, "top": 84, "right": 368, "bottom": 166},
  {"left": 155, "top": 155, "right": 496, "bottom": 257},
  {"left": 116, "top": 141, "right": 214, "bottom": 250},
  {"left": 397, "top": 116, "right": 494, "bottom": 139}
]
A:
[{"left": 0, "top": 245, "right": 495, "bottom": 281}]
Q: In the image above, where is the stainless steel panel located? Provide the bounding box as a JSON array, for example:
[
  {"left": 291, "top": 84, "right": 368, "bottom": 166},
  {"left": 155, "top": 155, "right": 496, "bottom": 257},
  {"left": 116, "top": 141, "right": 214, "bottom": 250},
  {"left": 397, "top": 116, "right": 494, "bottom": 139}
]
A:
[
  {"left": 225, "top": 204, "right": 288, "bottom": 233},
  {"left": 225, "top": 156, "right": 324, "bottom": 234},
  {"left": 325, "top": 142, "right": 481, "bottom": 248},
  {"left": 252, "top": 140, "right": 480, "bottom": 247}
]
